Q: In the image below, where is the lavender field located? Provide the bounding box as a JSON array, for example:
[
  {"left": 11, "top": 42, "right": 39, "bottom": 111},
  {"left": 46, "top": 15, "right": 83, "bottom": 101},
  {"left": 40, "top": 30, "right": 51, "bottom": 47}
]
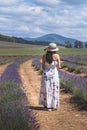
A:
[{"left": 0, "top": 42, "right": 87, "bottom": 129}]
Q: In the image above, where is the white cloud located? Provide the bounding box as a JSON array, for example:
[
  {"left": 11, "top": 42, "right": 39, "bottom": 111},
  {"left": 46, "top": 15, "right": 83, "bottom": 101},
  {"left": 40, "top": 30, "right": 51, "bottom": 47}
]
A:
[
  {"left": 18, "top": 25, "right": 29, "bottom": 31},
  {"left": 0, "top": 17, "right": 9, "bottom": 22},
  {"left": 33, "top": 27, "right": 43, "bottom": 33},
  {"left": 0, "top": 0, "right": 23, "bottom": 5},
  {"left": 16, "top": 4, "right": 41, "bottom": 15},
  {"left": 0, "top": 3, "right": 42, "bottom": 16}
]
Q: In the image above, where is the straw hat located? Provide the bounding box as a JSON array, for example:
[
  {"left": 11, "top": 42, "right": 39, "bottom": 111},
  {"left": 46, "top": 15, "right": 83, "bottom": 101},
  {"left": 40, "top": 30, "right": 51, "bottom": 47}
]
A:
[{"left": 44, "top": 43, "right": 59, "bottom": 52}]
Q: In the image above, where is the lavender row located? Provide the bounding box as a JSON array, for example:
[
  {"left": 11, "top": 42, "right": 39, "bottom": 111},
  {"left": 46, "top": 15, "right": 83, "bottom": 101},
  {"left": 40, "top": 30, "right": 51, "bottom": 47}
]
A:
[
  {"left": 59, "top": 70, "right": 87, "bottom": 93},
  {"left": 32, "top": 57, "right": 87, "bottom": 93},
  {"left": 32, "top": 56, "right": 42, "bottom": 69},
  {"left": 61, "top": 61, "right": 87, "bottom": 73},
  {"left": 61, "top": 55, "right": 87, "bottom": 66},
  {"left": 0, "top": 56, "right": 39, "bottom": 130},
  {"left": 0, "top": 57, "right": 18, "bottom": 65},
  {"left": 0, "top": 56, "right": 31, "bottom": 84}
]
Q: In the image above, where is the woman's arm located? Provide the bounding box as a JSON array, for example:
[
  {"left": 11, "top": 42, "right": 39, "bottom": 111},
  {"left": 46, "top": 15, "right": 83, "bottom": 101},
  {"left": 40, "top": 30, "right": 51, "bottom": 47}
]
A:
[
  {"left": 54, "top": 54, "right": 61, "bottom": 70},
  {"left": 42, "top": 55, "right": 45, "bottom": 70},
  {"left": 57, "top": 55, "right": 61, "bottom": 69}
]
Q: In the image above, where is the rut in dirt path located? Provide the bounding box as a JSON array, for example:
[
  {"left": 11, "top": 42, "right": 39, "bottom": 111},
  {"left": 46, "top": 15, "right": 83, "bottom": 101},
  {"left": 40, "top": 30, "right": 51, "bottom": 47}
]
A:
[{"left": 19, "top": 59, "right": 87, "bottom": 130}]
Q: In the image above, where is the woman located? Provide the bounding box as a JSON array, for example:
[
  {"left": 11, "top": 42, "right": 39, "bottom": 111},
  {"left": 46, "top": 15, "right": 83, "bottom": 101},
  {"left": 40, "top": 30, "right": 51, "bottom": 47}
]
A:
[{"left": 39, "top": 43, "right": 61, "bottom": 111}]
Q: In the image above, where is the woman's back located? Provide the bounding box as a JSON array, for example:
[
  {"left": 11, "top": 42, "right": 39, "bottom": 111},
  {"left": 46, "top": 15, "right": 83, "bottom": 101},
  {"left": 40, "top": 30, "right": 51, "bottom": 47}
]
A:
[
  {"left": 42, "top": 53, "right": 61, "bottom": 70},
  {"left": 45, "top": 60, "right": 58, "bottom": 68}
]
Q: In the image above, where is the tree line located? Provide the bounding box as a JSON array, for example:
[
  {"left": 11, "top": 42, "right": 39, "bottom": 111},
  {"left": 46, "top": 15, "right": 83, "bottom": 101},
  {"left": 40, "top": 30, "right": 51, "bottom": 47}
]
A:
[{"left": 65, "top": 40, "right": 87, "bottom": 48}]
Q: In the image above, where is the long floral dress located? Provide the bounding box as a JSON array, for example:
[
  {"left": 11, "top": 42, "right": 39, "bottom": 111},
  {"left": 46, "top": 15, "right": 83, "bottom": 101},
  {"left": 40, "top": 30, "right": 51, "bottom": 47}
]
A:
[{"left": 39, "top": 61, "right": 60, "bottom": 109}]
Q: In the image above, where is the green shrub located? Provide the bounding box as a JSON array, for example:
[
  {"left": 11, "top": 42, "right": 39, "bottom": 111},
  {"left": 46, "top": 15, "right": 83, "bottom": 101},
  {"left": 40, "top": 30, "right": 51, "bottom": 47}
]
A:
[
  {"left": 64, "top": 80, "right": 73, "bottom": 92},
  {"left": 72, "top": 87, "right": 87, "bottom": 103},
  {"left": 84, "top": 72, "right": 87, "bottom": 78},
  {"left": 39, "top": 69, "right": 43, "bottom": 74},
  {"left": 0, "top": 82, "right": 30, "bottom": 130},
  {"left": 61, "top": 64, "right": 67, "bottom": 68},
  {"left": 0, "top": 93, "right": 20, "bottom": 104},
  {"left": 0, "top": 82, "right": 20, "bottom": 90},
  {"left": 32, "top": 63, "right": 35, "bottom": 67},
  {"left": 0, "top": 105, "right": 30, "bottom": 130},
  {"left": 67, "top": 66, "right": 75, "bottom": 72},
  {"left": 35, "top": 66, "right": 40, "bottom": 71},
  {"left": 75, "top": 67, "right": 83, "bottom": 74},
  {"left": 72, "top": 87, "right": 81, "bottom": 98},
  {"left": 81, "top": 92, "right": 87, "bottom": 103},
  {"left": 60, "top": 79, "right": 72, "bottom": 92},
  {"left": 60, "top": 78, "right": 66, "bottom": 89}
]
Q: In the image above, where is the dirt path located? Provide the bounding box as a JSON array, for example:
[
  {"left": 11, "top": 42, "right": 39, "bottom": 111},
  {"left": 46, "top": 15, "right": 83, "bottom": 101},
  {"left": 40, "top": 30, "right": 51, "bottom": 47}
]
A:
[{"left": 19, "top": 59, "right": 87, "bottom": 130}]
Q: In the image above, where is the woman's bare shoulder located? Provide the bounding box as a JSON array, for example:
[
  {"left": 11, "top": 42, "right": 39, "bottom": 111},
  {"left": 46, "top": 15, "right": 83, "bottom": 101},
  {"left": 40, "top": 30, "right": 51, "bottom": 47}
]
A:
[{"left": 53, "top": 53, "right": 60, "bottom": 58}]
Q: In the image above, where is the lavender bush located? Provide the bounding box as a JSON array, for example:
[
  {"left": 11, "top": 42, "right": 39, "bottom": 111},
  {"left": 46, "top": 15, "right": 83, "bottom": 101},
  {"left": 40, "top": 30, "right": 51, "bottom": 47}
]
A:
[
  {"left": 0, "top": 56, "right": 40, "bottom": 130},
  {"left": 61, "top": 55, "right": 87, "bottom": 66},
  {"left": 0, "top": 56, "right": 19, "bottom": 65},
  {"left": 61, "top": 61, "right": 87, "bottom": 74}
]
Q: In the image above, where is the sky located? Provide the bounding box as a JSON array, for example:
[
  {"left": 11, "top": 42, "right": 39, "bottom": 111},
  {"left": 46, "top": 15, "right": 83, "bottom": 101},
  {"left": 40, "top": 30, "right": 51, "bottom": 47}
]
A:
[{"left": 0, "top": 0, "right": 87, "bottom": 41}]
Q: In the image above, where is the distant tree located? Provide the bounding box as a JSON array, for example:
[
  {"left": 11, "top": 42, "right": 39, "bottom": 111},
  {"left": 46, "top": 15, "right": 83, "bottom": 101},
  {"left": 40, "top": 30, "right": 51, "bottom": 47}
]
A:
[
  {"left": 85, "top": 42, "right": 87, "bottom": 48},
  {"left": 74, "top": 40, "right": 83, "bottom": 48},
  {"left": 0, "top": 34, "right": 14, "bottom": 42},
  {"left": 65, "top": 41, "right": 72, "bottom": 48},
  {"left": 79, "top": 41, "right": 83, "bottom": 48}
]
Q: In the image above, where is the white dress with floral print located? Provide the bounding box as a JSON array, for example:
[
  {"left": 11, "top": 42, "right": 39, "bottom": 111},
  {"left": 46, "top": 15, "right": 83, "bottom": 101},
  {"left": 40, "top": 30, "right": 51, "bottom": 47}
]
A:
[{"left": 39, "top": 61, "right": 60, "bottom": 109}]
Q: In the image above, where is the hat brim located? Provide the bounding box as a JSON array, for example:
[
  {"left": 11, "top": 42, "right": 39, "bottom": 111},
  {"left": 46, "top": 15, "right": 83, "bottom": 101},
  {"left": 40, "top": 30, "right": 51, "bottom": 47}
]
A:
[{"left": 47, "top": 48, "right": 59, "bottom": 52}]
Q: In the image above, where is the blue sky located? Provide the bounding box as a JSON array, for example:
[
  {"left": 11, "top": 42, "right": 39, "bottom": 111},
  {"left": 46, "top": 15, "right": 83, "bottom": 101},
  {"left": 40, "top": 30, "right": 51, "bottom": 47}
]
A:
[{"left": 0, "top": 0, "right": 87, "bottom": 41}]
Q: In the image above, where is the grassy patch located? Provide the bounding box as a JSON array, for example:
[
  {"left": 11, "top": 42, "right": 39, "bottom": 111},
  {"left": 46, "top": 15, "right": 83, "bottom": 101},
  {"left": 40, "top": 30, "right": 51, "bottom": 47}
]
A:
[
  {"left": 0, "top": 47, "right": 44, "bottom": 56},
  {"left": 58, "top": 48, "right": 87, "bottom": 56},
  {"left": 0, "top": 41, "right": 87, "bottom": 56}
]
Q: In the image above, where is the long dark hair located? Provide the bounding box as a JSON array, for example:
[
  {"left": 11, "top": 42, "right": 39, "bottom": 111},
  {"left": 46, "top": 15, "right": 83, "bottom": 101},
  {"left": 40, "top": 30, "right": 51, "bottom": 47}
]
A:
[{"left": 46, "top": 51, "right": 56, "bottom": 64}]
